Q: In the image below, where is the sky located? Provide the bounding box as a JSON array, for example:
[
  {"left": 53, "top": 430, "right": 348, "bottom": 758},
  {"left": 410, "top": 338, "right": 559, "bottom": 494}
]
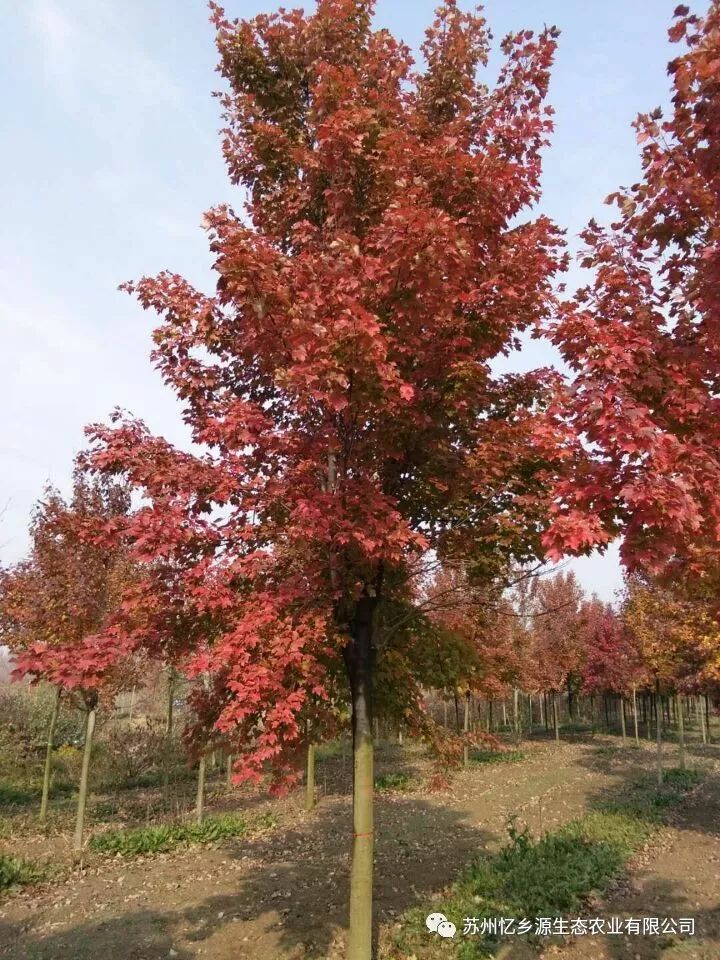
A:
[{"left": 1, "top": 0, "right": 683, "bottom": 601}]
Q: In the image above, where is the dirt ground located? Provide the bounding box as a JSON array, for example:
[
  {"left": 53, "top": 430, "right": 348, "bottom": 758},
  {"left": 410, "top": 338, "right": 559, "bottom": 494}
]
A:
[{"left": 1, "top": 736, "right": 718, "bottom": 960}]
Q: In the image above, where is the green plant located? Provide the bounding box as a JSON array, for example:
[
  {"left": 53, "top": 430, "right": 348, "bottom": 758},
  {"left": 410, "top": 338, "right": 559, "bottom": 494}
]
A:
[
  {"left": 470, "top": 750, "right": 525, "bottom": 765},
  {"left": 0, "top": 854, "right": 44, "bottom": 893},
  {"left": 0, "top": 779, "right": 75, "bottom": 809},
  {"left": 395, "top": 767, "right": 701, "bottom": 958},
  {"left": 316, "top": 740, "right": 348, "bottom": 760},
  {"left": 0, "top": 784, "right": 34, "bottom": 806},
  {"left": 375, "top": 772, "right": 415, "bottom": 792},
  {"left": 89, "top": 811, "right": 276, "bottom": 857}
]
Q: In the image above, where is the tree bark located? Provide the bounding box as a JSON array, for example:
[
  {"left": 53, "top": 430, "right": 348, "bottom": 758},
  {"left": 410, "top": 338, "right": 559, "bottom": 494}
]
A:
[
  {"left": 195, "top": 753, "right": 206, "bottom": 825},
  {"left": 163, "top": 666, "right": 175, "bottom": 800},
  {"left": 344, "top": 595, "right": 376, "bottom": 960},
  {"left": 306, "top": 742, "right": 316, "bottom": 811},
  {"left": 655, "top": 682, "right": 663, "bottom": 787},
  {"left": 512, "top": 687, "right": 521, "bottom": 743},
  {"left": 567, "top": 681, "right": 575, "bottom": 721},
  {"left": 226, "top": 753, "right": 234, "bottom": 789},
  {"left": 39, "top": 686, "right": 61, "bottom": 826},
  {"left": 632, "top": 686, "right": 640, "bottom": 746},
  {"left": 619, "top": 694, "right": 627, "bottom": 744},
  {"left": 73, "top": 705, "right": 97, "bottom": 862},
  {"left": 676, "top": 694, "right": 686, "bottom": 771},
  {"left": 705, "top": 693, "right": 712, "bottom": 743},
  {"left": 553, "top": 692, "right": 560, "bottom": 743},
  {"left": 463, "top": 691, "right": 470, "bottom": 767}
]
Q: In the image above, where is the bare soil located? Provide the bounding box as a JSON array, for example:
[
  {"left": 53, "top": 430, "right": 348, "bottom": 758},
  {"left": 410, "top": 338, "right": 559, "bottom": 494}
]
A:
[{"left": 0, "top": 736, "right": 717, "bottom": 960}]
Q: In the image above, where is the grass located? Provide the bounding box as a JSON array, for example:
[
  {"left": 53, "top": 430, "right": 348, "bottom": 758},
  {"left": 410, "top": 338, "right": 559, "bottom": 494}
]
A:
[
  {"left": 0, "top": 854, "right": 45, "bottom": 893},
  {"left": 89, "top": 810, "right": 276, "bottom": 857},
  {"left": 0, "top": 780, "right": 74, "bottom": 808},
  {"left": 470, "top": 749, "right": 525, "bottom": 766},
  {"left": 393, "top": 766, "right": 702, "bottom": 958},
  {"left": 375, "top": 772, "right": 417, "bottom": 792},
  {"left": 316, "top": 740, "right": 348, "bottom": 760}
]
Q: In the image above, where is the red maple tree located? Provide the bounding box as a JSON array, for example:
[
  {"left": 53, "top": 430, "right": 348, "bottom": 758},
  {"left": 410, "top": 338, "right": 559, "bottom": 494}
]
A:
[
  {"left": 543, "top": 2, "right": 720, "bottom": 574},
  {"left": 82, "top": 2, "right": 564, "bottom": 952},
  {"left": 0, "top": 469, "right": 135, "bottom": 845}
]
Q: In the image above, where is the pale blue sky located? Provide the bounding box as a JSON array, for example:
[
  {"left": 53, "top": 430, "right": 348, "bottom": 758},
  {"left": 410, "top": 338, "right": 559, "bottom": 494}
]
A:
[{"left": 1, "top": 0, "right": 681, "bottom": 600}]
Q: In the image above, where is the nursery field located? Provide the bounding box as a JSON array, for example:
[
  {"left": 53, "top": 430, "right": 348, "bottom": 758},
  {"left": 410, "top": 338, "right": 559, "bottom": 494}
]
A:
[{"left": 1, "top": 729, "right": 719, "bottom": 960}]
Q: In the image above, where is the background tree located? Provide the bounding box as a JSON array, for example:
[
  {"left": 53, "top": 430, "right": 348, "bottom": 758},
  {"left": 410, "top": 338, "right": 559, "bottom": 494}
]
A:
[
  {"left": 0, "top": 470, "right": 134, "bottom": 848},
  {"left": 530, "top": 571, "right": 586, "bottom": 740},
  {"left": 582, "top": 600, "right": 645, "bottom": 742}
]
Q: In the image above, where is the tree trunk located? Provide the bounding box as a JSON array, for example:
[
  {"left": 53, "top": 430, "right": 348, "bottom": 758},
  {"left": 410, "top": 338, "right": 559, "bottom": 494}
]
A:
[
  {"left": 619, "top": 694, "right": 627, "bottom": 744},
  {"left": 443, "top": 697, "right": 448, "bottom": 728},
  {"left": 705, "top": 693, "right": 712, "bottom": 743},
  {"left": 567, "top": 681, "right": 575, "bottom": 721},
  {"left": 632, "top": 686, "right": 640, "bottom": 746},
  {"left": 655, "top": 682, "right": 663, "bottom": 787},
  {"left": 73, "top": 706, "right": 96, "bottom": 862},
  {"left": 463, "top": 691, "right": 470, "bottom": 767},
  {"left": 488, "top": 699, "right": 494, "bottom": 733},
  {"left": 195, "top": 753, "right": 206, "bottom": 825},
  {"left": 306, "top": 742, "right": 316, "bottom": 811},
  {"left": 700, "top": 694, "right": 708, "bottom": 744},
  {"left": 539, "top": 693, "right": 545, "bottom": 730},
  {"left": 676, "top": 694, "right": 686, "bottom": 771},
  {"left": 453, "top": 691, "right": 461, "bottom": 732},
  {"left": 512, "top": 688, "right": 521, "bottom": 743},
  {"left": 344, "top": 596, "right": 376, "bottom": 960},
  {"left": 39, "top": 686, "right": 61, "bottom": 826},
  {"left": 226, "top": 753, "right": 234, "bottom": 789},
  {"left": 163, "top": 666, "right": 175, "bottom": 800},
  {"left": 553, "top": 692, "right": 560, "bottom": 743}
]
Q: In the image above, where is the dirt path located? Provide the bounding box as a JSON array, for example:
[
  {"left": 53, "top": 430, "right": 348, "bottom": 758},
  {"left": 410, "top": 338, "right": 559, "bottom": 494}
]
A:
[{"left": 0, "top": 738, "right": 715, "bottom": 960}]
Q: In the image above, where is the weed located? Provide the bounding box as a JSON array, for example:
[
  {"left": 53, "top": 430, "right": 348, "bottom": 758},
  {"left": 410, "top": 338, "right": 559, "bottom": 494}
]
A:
[
  {"left": 316, "top": 740, "right": 348, "bottom": 760},
  {"left": 0, "top": 781, "right": 74, "bottom": 808},
  {"left": 0, "top": 855, "right": 45, "bottom": 893},
  {"left": 375, "top": 772, "right": 416, "bottom": 792},
  {"left": 394, "top": 767, "right": 701, "bottom": 958},
  {"left": 470, "top": 750, "right": 525, "bottom": 765},
  {"left": 90, "top": 811, "right": 276, "bottom": 857}
]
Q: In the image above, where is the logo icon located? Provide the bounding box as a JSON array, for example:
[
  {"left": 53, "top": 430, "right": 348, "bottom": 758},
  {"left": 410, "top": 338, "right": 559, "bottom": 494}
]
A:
[{"left": 426, "top": 912, "right": 457, "bottom": 939}]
